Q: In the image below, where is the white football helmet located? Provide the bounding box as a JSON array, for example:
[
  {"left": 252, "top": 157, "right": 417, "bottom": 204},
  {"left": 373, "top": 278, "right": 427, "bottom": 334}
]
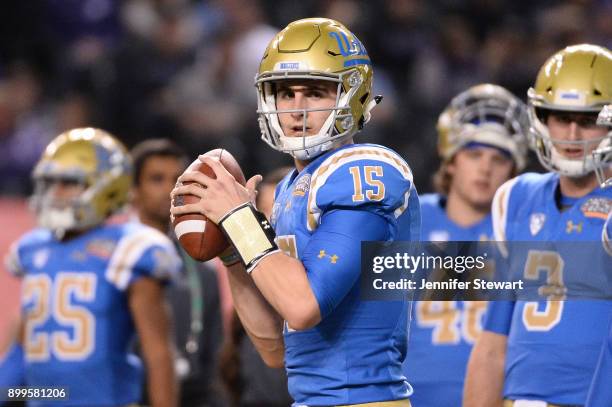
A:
[{"left": 437, "top": 84, "right": 529, "bottom": 170}]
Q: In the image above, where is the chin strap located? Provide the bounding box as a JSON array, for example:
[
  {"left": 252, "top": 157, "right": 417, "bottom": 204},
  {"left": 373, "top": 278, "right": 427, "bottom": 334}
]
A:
[{"left": 362, "top": 95, "right": 383, "bottom": 126}]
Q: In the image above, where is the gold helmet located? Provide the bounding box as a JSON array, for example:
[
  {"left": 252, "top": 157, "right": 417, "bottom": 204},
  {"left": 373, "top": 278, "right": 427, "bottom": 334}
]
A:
[
  {"left": 592, "top": 104, "right": 612, "bottom": 187},
  {"left": 528, "top": 44, "right": 612, "bottom": 177},
  {"left": 31, "top": 128, "right": 132, "bottom": 237},
  {"left": 255, "top": 18, "right": 380, "bottom": 160},
  {"left": 437, "top": 84, "right": 529, "bottom": 170}
]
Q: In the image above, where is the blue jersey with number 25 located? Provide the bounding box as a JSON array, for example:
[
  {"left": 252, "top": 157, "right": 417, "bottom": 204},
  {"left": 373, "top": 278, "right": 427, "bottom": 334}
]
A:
[{"left": 5, "top": 222, "right": 181, "bottom": 407}]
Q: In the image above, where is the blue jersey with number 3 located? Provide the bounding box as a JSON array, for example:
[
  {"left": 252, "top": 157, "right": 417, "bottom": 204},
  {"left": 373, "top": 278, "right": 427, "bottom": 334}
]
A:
[
  {"left": 271, "top": 143, "right": 420, "bottom": 406},
  {"left": 586, "top": 212, "right": 612, "bottom": 407},
  {"left": 403, "top": 193, "right": 491, "bottom": 407},
  {"left": 485, "top": 172, "right": 612, "bottom": 405},
  {"left": 5, "top": 222, "right": 181, "bottom": 407}
]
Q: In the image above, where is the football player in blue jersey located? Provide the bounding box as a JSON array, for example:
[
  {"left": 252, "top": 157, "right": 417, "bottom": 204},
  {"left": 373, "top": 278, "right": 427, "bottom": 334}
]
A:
[
  {"left": 0, "top": 128, "right": 181, "bottom": 407},
  {"left": 585, "top": 107, "right": 612, "bottom": 407},
  {"left": 171, "top": 18, "right": 420, "bottom": 407},
  {"left": 404, "top": 84, "right": 529, "bottom": 407},
  {"left": 465, "top": 44, "right": 612, "bottom": 407}
]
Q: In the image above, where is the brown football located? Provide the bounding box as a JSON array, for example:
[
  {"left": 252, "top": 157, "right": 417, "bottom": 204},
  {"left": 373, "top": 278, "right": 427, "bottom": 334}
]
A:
[{"left": 172, "top": 149, "right": 246, "bottom": 261}]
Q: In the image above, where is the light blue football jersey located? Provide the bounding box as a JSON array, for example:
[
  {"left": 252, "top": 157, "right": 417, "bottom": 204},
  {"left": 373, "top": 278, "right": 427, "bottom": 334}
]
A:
[
  {"left": 586, "top": 212, "right": 612, "bottom": 407},
  {"left": 5, "top": 222, "right": 181, "bottom": 407},
  {"left": 485, "top": 172, "right": 612, "bottom": 405},
  {"left": 403, "top": 193, "right": 490, "bottom": 407},
  {"left": 271, "top": 143, "right": 420, "bottom": 406}
]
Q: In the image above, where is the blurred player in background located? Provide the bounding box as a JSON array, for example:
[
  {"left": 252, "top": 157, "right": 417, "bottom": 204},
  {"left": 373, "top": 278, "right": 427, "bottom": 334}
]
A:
[
  {"left": 218, "top": 166, "right": 293, "bottom": 407},
  {"left": 404, "top": 84, "right": 528, "bottom": 407},
  {"left": 0, "top": 128, "right": 180, "bottom": 407},
  {"left": 172, "top": 18, "right": 420, "bottom": 406},
  {"left": 130, "top": 138, "right": 226, "bottom": 407},
  {"left": 585, "top": 106, "right": 612, "bottom": 407},
  {"left": 465, "top": 44, "right": 612, "bottom": 407}
]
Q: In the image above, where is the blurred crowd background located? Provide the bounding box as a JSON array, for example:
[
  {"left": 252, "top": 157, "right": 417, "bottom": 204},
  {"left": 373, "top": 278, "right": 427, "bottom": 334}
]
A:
[
  {"left": 1, "top": 0, "right": 611, "bottom": 340},
  {"left": 1, "top": 0, "right": 611, "bottom": 197}
]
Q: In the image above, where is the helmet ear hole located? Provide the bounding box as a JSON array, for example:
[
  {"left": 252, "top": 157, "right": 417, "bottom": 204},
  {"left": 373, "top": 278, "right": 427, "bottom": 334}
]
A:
[{"left": 107, "top": 190, "right": 118, "bottom": 203}]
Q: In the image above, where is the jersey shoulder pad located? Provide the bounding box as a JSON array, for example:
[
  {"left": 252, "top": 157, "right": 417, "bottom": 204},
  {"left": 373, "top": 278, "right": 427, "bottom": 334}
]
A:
[
  {"left": 307, "top": 144, "right": 414, "bottom": 231},
  {"left": 105, "top": 222, "right": 182, "bottom": 291},
  {"left": 491, "top": 176, "right": 519, "bottom": 243},
  {"left": 492, "top": 172, "right": 554, "bottom": 242},
  {"left": 4, "top": 229, "right": 53, "bottom": 277},
  {"left": 513, "top": 172, "right": 557, "bottom": 197}
]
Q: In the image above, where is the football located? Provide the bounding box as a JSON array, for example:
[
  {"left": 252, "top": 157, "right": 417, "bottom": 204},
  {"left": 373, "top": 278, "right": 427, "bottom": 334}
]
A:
[{"left": 172, "top": 149, "right": 246, "bottom": 261}]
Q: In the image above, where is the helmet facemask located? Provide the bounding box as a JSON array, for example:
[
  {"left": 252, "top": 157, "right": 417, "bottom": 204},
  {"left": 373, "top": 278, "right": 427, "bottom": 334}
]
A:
[
  {"left": 257, "top": 69, "right": 374, "bottom": 160},
  {"left": 592, "top": 105, "right": 612, "bottom": 187},
  {"left": 255, "top": 18, "right": 379, "bottom": 161},
  {"left": 592, "top": 146, "right": 612, "bottom": 188},
  {"left": 528, "top": 103, "right": 611, "bottom": 177},
  {"left": 31, "top": 172, "right": 92, "bottom": 238}
]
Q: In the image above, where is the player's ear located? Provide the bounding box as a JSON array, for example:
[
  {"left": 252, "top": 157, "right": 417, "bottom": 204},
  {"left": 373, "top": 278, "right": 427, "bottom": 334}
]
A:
[
  {"left": 128, "top": 188, "right": 138, "bottom": 206},
  {"left": 445, "top": 158, "right": 457, "bottom": 177}
]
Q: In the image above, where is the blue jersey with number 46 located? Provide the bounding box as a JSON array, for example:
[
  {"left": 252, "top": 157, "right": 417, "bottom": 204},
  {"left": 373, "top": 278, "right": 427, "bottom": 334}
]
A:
[
  {"left": 271, "top": 143, "right": 420, "bottom": 406},
  {"left": 4, "top": 222, "right": 181, "bottom": 407},
  {"left": 403, "top": 193, "right": 491, "bottom": 407}
]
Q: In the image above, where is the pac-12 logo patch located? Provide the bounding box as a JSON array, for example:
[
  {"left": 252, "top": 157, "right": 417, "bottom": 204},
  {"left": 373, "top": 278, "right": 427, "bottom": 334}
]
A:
[
  {"left": 33, "top": 249, "right": 50, "bottom": 269},
  {"left": 529, "top": 213, "right": 546, "bottom": 236}
]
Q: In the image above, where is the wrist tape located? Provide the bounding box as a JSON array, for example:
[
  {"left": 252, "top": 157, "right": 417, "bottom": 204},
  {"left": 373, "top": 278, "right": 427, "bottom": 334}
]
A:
[{"left": 219, "top": 202, "right": 279, "bottom": 273}]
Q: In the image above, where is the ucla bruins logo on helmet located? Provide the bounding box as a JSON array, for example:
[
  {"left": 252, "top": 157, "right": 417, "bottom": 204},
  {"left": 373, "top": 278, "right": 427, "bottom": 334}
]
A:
[
  {"left": 437, "top": 83, "right": 529, "bottom": 170},
  {"left": 528, "top": 44, "right": 612, "bottom": 177},
  {"left": 31, "top": 128, "right": 133, "bottom": 237},
  {"left": 255, "top": 18, "right": 381, "bottom": 160}
]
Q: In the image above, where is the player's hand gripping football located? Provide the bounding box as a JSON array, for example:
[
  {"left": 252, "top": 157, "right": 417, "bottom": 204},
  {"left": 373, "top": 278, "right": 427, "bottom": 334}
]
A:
[{"left": 170, "top": 155, "right": 262, "bottom": 225}]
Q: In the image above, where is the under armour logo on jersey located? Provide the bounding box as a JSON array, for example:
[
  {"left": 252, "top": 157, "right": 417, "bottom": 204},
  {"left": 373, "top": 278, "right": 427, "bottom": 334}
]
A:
[
  {"left": 566, "top": 220, "right": 583, "bottom": 234},
  {"left": 261, "top": 220, "right": 271, "bottom": 230},
  {"left": 318, "top": 250, "right": 339, "bottom": 264},
  {"left": 529, "top": 213, "right": 546, "bottom": 236}
]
